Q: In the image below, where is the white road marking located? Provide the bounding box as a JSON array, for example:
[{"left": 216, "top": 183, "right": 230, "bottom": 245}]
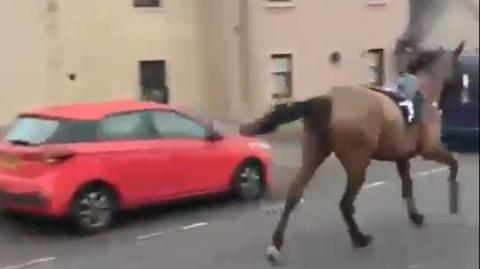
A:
[
  {"left": 414, "top": 166, "right": 449, "bottom": 178},
  {"left": 137, "top": 231, "right": 166, "bottom": 241},
  {"left": 408, "top": 264, "right": 420, "bottom": 269},
  {"left": 263, "top": 198, "right": 305, "bottom": 215},
  {"left": 182, "top": 222, "right": 208, "bottom": 230},
  {"left": 0, "top": 257, "right": 55, "bottom": 269},
  {"left": 264, "top": 204, "right": 284, "bottom": 215},
  {"left": 415, "top": 171, "right": 431, "bottom": 177},
  {"left": 137, "top": 222, "right": 209, "bottom": 241},
  {"left": 432, "top": 167, "right": 449, "bottom": 173},
  {"left": 363, "top": 181, "right": 387, "bottom": 189}
]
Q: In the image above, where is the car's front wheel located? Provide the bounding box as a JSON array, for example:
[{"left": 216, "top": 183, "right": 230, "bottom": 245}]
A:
[
  {"left": 70, "top": 184, "right": 117, "bottom": 234},
  {"left": 233, "top": 160, "right": 264, "bottom": 201}
]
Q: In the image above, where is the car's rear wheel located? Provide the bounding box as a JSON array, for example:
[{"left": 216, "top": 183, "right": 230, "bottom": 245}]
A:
[
  {"left": 233, "top": 160, "right": 264, "bottom": 201},
  {"left": 70, "top": 184, "right": 117, "bottom": 234}
]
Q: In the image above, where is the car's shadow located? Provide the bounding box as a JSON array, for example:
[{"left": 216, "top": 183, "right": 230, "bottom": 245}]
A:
[{"left": 0, "top": 194, "right": 280, "bottom": 239}]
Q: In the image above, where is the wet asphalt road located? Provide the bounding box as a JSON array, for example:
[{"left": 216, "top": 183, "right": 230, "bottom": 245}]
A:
[{"left": 0, "top": 142, "right": 478, "bottom": 269}]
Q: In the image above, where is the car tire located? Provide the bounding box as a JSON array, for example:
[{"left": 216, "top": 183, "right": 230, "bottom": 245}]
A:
[
  {"left": 232, "top": 160, "right": 265, "bottom": 201},
  {"left": 70, "top": 184, "right": 117, "bottom": 235}
]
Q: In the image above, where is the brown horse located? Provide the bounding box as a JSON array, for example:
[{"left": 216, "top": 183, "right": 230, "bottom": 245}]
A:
[{"left": 239, "top": 41, "right": 465, "bottom": 265}]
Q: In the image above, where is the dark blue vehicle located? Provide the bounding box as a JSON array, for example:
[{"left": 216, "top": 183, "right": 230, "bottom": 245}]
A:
[{"left": 440, "top": 53, "right": 479, "bottom": 150}]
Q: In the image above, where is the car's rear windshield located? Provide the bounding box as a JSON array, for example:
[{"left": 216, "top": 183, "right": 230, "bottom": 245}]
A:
[{"left": 4, "top": 116, "right": 98, "bottom": 146}]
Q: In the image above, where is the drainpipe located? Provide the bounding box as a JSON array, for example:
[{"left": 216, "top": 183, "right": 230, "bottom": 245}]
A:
[{"left": 239, "top": 0, "right": 250, "bottom": 103}]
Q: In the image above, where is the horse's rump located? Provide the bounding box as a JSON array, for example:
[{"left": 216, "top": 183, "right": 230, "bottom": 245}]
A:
[
  {"left": 327, "top": 86, "right": 414, "bottom": 157},
  {"left": 327, "top": 85, "right": 403, "bottom": 126}
]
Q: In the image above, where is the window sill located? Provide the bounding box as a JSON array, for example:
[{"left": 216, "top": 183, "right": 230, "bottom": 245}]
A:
[
  {"left": 272, "top": 93, "right": 292, "bottom": 99},
  {"left": 264, "top": 2, "right": 295, "bottom": 9},
  {"left": 134, "top": 7, "right": 165, "bottom": 13},
  {"left": 366, "top": 1, "right": 387, "bottom": 7}
]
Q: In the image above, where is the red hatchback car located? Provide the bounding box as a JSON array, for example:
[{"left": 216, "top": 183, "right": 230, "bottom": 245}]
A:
[{"left": 0, "top": 100, "right": 272, "bottom": 233}]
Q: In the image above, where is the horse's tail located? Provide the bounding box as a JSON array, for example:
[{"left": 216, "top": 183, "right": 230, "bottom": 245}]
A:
[{"left": 239, "top": 96, "right": 332, "bottom": 136}]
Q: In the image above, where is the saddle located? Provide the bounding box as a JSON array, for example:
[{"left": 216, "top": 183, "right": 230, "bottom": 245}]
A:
[{"left": 361, "top": 84, "right": 417, "bottom": 125}]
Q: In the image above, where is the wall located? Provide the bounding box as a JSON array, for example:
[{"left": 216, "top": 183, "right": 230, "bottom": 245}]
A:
[
  {"left": 194, "top": 0, "right": 245, "bottom": 120},
  {"left": 0, "top": 0, "right": 49, "bottom": 122},
  {"left": 48, "top": 0, "right": 209, "bottom": 108},
  {"left": 245, "top": 0, "right": 408, "bottom": 116},
  {"left": 0, "top": 0, "right": 246, "bottom": 123}
]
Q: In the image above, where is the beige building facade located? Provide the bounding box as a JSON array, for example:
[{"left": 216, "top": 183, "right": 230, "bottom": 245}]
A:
[
  {"left": 243, "top": 0, "right": 408, "bottom": 116},
  {"left": 0, "top": 0, "right": 242, "bottom": 123},
  {"left": 0, "top": 0, "right": 478, "bottom": 124}
]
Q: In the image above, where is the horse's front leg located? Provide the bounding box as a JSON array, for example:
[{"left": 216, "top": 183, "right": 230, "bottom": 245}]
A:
[
  {"left": 396, "top": 159, "right": 424, "bottom": 226},
  {"left": 421, "top": 149, "right": 459, "bottom": 214}
]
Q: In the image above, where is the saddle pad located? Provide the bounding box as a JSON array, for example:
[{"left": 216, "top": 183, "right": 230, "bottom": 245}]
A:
[{"left": 363, "top": 86, "right": 416, "bottom": 125}]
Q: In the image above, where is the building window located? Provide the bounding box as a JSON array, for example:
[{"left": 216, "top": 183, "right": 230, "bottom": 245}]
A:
[
  {"left": 271, "top": 54, "right": 293, "bottom": 99},
  {"left": 366, "top": 49, "right": 385, "bottom": 86},
  {"left": 133, "top": 0, "right": 161, "bottom": 8},
  {"left": 139, "top": 60, "right": 168, "bottom": 104}
]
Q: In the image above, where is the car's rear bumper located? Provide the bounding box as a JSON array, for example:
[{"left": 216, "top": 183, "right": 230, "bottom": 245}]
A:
[
  {"left": 0, "top": 174, "right": 63, "bottom": 216},
  {"left": 0, "top": 190, "right": 50, "bottom": 212}
]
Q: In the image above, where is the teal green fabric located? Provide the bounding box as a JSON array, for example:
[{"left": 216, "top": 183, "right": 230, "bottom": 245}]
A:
[{"left": 398, "top": 73, "right": 419, "bottom": 100}]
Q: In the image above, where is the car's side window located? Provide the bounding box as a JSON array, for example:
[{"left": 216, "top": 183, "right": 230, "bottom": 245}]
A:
[
  {"left": 150, "top": 111, "right": 208, "bottom": 139},
  {"left": 99, "top": 112, "right": 152, "bottom": 141}
]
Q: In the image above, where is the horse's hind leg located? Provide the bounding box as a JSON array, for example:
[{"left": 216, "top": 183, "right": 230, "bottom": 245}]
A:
[
  {"left": 337, "top": 151, "right": 373, "bottom": 248},
  {"left": 267, "top": 133, "right": 330, "bottom": 264},
  {"left": 396, "top": 159, "right": 424, "bottom": 226}
]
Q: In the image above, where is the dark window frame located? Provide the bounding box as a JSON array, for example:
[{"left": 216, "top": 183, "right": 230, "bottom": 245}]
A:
[
  {"left": 139, "top": 60, "right": 168, "bottom": 103},
  {"left": 133, "top": 0, "right": 162, "bottom": 8},
  {"left": 271, "top": 54, "right": 293, "bottom": 99},
  {"left": 367, "top": 48, "right": 385, "bottom": 86}
]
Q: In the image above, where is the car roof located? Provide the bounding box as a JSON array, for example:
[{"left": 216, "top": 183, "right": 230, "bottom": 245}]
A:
[{"left": 20, "top": 100, "right": 174, "bottom": 120}]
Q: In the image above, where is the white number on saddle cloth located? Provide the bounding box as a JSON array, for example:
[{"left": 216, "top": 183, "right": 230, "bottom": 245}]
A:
[{"left": 398, "top": 100, "right": 414, "bottom": 123}]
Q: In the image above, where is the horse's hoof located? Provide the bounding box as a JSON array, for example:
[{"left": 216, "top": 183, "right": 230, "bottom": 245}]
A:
[
  {"left": 352, "top": 234, "right": 374, "bottom": 248},
  {"left": 409, "top": 213, "right": 425, "bottom": 227},
  {"left": 266, "top": 245, "right": 281, "bottom": 266}
]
